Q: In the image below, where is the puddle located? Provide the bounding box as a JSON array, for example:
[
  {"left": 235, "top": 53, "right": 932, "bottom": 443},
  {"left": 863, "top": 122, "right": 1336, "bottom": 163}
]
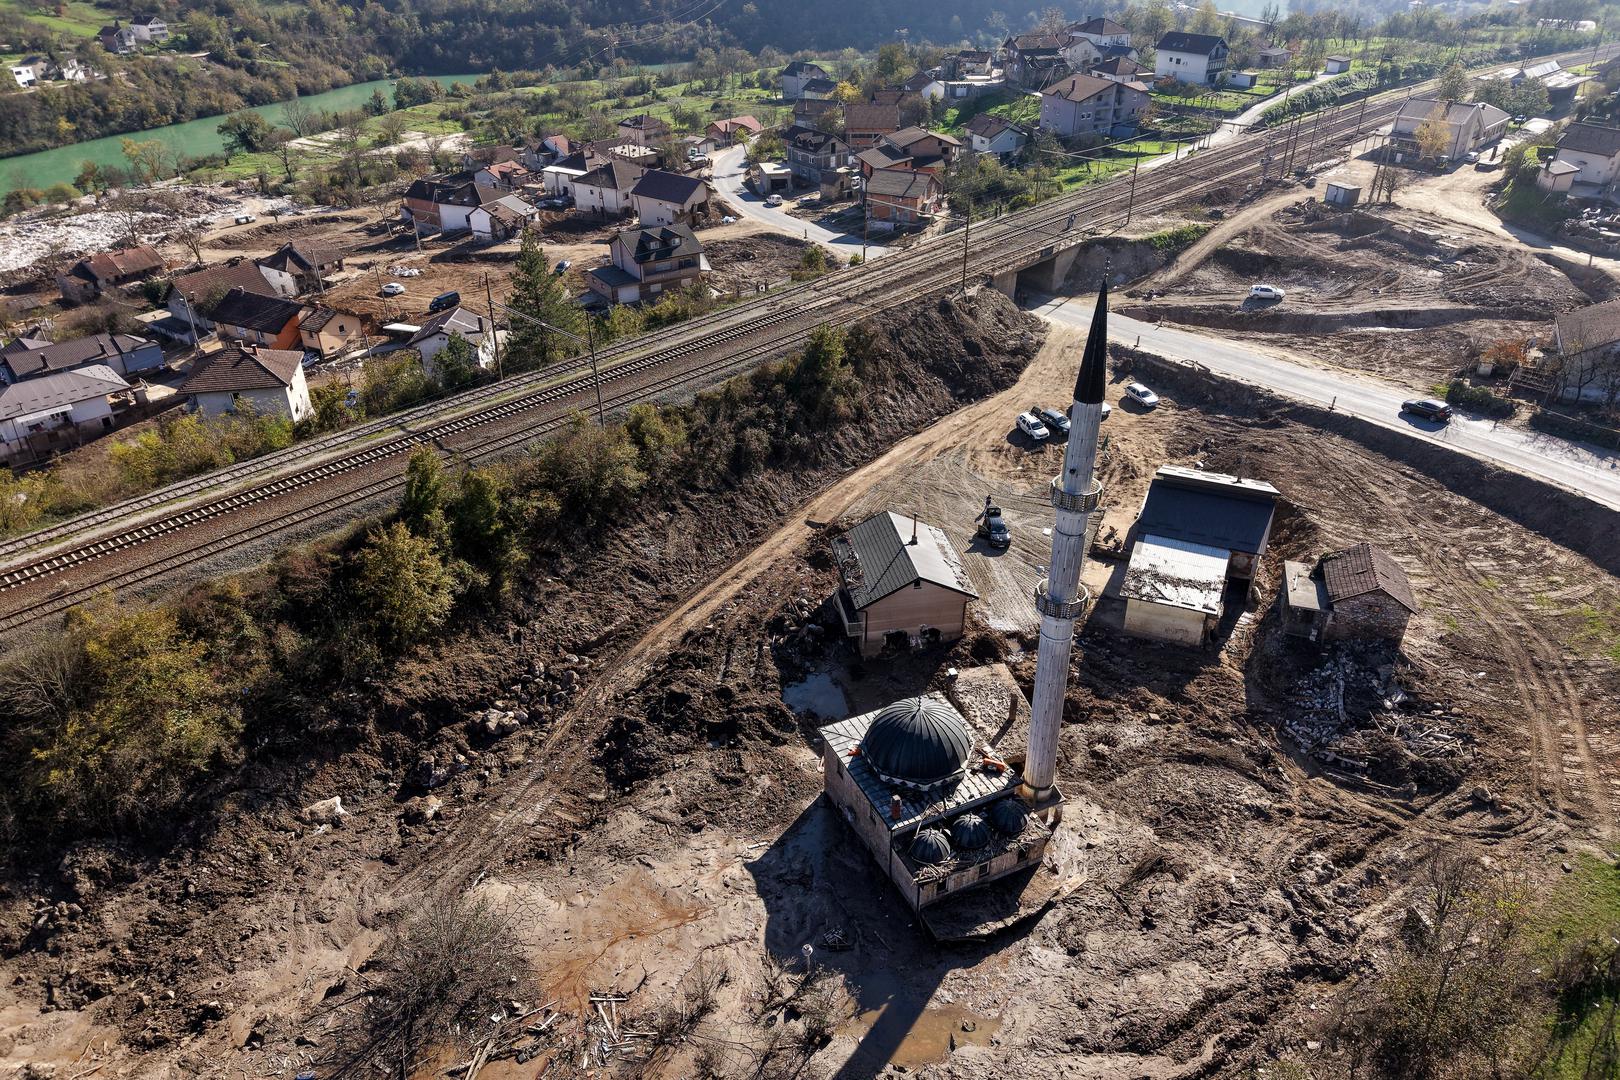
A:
[
  {"left": 783, "top": 671, "right": 847, "bottom": 719},
  {"left": 844, "top": 1000, "right": 1002, "bottom": 1070}
]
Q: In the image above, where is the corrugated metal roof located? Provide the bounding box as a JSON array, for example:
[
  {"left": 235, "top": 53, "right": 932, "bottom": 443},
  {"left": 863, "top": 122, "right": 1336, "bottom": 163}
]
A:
[
  {"left": 1121, "top": 534, "right": 1228, "bottom": 614},
  {"left": 0, "top": 364, "right": 129, "bottom": 420},
  {"left": 1135, "top": 466, "right": 1277, "bottom": 554},
  {"left": 820, "top": 694, "right": 1019, "bottom": 832},
  {"left": 833, "top": 511, "right": 977, "bottom": 610}
]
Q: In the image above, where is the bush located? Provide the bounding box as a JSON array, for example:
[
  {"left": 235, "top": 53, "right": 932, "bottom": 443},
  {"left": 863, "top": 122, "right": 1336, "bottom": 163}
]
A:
[
  {"left": 351, "top": 521, "right": 458, "bottom": 649},
  {"left": 1146, "top": 223, "right": 1211, "bottom": 255},
  {"left": 1445, "top": 380, "right": 1516, "bottom": 418}
]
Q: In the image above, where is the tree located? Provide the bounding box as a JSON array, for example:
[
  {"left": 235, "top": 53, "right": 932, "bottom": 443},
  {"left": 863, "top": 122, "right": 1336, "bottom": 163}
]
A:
[
  {"left": 398, "top": 446, "right": 447, "bottom": 540},
  {"left": 374, "top": 111, "right": 410, "bottom": 148},
  {"left": 832, "top": 80, "right": 862, "bottom": 104},
  {"left": 352, "top": 521, "right": 457, "bottom": 650},
  {"left": 623, "top": 402, "right": 687, "bottom": 475},
  {"left": 269, "top": 128, "right": 299, "bottom": 182},
  {"left": 447, "top": 467, "right": 510, "bottom": 570},
  {"left": 1436, "top": 61, "right": 1470, "bottom": 103},
  {"left": 280, "top": 97, "right": 322, "bottom": 138},
  {"left": 74, "top": 160, "right": 108, "bottom": 198},
  {"left": 218, "top": 111, "right": 275, "bottom": 160},
  {"left": 504, "top": 230, "right": 584, "bottom": 371},
  {"left": 365, "top": 87, "right": 389, "bottom": 116},
  {"left": 529, "top": 413, "right": 646, "bottom": 528},
  {"left": 434, "top": 331, "right": 480, "bottom": 391},
  {"left": 120, "top": 137, "right": 169, "bottom": 186},
  {"left": 1414, "top": 103, "right": 1452, "bottom": 162},
  {"left": 172, "top": 218, "right": 206, "bottom": 265}
]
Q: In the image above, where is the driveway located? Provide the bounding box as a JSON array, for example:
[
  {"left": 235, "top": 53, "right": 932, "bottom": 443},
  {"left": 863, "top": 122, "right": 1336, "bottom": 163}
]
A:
[
  {"left": 1031, "top": 294, "right": 1620, "bottom": 511},
  {"left": 711, "top": 145, "right": 896, "bottom": 260}
]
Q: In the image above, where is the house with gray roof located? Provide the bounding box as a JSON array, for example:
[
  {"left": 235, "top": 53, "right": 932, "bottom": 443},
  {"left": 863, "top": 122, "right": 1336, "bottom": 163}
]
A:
[
  {"left": 587, "top": 223, "right": 709, "bottom": 305},
  {"left": 0, "top": 333, "right": 163, "bottom": 384},
  {"left": 629, "top": 169, "right": 709, "bottom": 227},
  {"left": 0, "top": 364, "right": 132, "bottom": 462},
  {"left": 831, "top": 510, "right": 978, "bottom": 656}
]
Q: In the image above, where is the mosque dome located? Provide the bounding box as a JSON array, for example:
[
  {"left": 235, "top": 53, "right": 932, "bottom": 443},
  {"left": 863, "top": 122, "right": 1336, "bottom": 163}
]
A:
[
  {"left": 989, "top": 798, "right": 1029, "bottom": 836},
  {"left": 910, "top": 828, "right": 953, "bottom": 864},
  {"left": 950, "top": 813, "right": 992, "bottom": 850},
  {"left": 861, "top": 696, "right": 973, "bottom": 789}
]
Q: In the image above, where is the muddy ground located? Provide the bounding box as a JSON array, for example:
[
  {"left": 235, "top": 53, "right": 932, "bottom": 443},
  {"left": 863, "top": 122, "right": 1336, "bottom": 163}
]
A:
[{"left": 4, "top": 278, "right": 1618, "bottom": 1079}]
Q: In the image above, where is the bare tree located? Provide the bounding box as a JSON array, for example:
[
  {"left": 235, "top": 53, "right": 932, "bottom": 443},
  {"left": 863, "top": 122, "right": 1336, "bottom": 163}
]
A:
[
  {"left": 269, "top": 128, "right": 300, "bottom": 182},
  {"left": 280, "top": 97, "right": 322, "bottom": 138},
  {"left": 329, "top": 891, "right": 531, "bottom": 1080},
  {"left": 102, "top": 193, "right": 153, "bottom": 248},
  {"left": 373, "top": 112, "right": 411, "bottom": 149}
]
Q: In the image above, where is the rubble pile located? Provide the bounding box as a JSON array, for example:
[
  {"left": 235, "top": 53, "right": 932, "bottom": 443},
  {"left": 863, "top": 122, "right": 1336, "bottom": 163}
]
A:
[{"left": 1280, "top": 645, "right": 1473, "bottom": 790}]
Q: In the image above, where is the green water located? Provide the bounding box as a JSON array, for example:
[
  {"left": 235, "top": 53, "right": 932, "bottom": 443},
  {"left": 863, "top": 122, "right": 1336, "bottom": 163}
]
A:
[{"left": 0, "top": 73, "right": 481, "bottom": 194}]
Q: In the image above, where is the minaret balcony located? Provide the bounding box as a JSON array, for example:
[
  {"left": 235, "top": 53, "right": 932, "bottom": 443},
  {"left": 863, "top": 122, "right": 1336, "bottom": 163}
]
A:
[
  {"left": 1033, "top": 582, "right": 1090, "bottom": 620},
  {"left": 1049, "top": 477, "right": 1103, "bottom": 513}
]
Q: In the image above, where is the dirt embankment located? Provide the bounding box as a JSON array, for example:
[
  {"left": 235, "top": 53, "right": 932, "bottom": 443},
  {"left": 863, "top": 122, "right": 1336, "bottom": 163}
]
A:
[{"left": 0, "top": 290, "right": 1045, "bottom": 1077}]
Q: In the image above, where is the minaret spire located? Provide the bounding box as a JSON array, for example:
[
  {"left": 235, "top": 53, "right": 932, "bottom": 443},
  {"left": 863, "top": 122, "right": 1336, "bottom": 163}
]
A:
[{"left": 1022, "top": 277, "right": 1110, "bottom": 807}]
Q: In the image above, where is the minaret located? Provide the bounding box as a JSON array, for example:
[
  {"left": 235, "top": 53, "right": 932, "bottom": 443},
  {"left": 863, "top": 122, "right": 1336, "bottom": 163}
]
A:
[{"left": 1022, "top": 279, "right": 1109, "bottom": 808}]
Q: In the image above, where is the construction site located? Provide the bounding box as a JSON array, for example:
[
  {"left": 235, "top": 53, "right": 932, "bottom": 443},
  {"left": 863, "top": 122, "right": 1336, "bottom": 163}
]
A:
[{"left": 2, "top": 60, "right": 1620, "bottom": 1080}]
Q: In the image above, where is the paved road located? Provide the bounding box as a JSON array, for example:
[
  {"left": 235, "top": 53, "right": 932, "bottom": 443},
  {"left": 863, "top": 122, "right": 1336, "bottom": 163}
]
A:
[
  {"left": 1031, "top": 294, "right": 1620, "bottom": 511},
  {"left": 711, "top": 145, "right": 891, "bottom": 260}
]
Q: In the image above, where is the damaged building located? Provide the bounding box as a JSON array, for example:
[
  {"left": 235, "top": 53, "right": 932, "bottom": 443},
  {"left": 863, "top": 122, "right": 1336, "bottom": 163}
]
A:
[{"left": 1281, "top": 542, "right": 1418, "bottom": 644}]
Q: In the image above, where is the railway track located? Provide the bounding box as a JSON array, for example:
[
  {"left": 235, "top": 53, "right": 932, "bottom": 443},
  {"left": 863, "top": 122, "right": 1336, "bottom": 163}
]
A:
[{"left": 0, "top": 45, "right": 1607, "bottom": 630}]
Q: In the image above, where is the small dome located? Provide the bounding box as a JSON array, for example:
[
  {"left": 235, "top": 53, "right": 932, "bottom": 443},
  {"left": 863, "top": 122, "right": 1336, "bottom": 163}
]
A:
[
  {"left": 989, "top": 798, "right": 1029, "bottom": 836},
  {"left": 861, "top": 696, "right": 973, "bottom": 788},
  {"left": 951, "top": 813, "right": 991, "bottom": 850},
  {"left": 911, "top": 828, "right": 952, "bottom": 864}
]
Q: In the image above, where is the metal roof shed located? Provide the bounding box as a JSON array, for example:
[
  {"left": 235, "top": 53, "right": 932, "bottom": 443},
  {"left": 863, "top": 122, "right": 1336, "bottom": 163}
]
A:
[{"left": 1133, "top": 465, "right": 1279, "bottom": 579}]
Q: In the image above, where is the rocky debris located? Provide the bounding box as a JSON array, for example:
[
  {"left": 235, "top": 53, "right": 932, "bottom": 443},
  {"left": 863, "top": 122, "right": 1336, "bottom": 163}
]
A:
[
  {"left": 402, "top": 795, "right": 444, "bottom": 824},
  {"left": 1279, "top": 644, "right": 1472, "bottom": 790},
  {"left": 300, "top": 796, "right": 349, "bottom": 826}
]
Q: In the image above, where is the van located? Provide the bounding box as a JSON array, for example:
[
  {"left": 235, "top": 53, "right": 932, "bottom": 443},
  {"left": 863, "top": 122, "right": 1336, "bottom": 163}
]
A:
[{"left": 427, "top": 290, "right": 460, "bottom": 313}]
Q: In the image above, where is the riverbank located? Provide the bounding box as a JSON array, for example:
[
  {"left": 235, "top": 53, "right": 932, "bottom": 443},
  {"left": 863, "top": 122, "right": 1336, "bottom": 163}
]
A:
[{"left": 0, "top": 74, "right": 479, "bottom": 194}]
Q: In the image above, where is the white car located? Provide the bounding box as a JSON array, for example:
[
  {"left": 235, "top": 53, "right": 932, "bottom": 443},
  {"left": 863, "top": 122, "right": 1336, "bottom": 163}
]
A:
[
  {"left": 1016, "top": 411, "right": 1051, "bottom": 441},
  {"left": 1249, "top": 283, "right": 1285, "bottom": 301},
  {"left": 379, "top": 282, "right": 406, "bottom": 297},
  {"left": 1100, "top": 401, "right": 1112, "bottom": 420},
  {"left": 765, "top": 194, "right": 784, "bottom": 207},
  {"left": 1125, "top": 382, "right": 1159, "bottom": 408}
]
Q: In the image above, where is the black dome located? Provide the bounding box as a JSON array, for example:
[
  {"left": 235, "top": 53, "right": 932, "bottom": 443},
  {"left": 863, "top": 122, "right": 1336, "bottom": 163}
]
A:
[
  {"left": 989, "top": 798, "right": 1029, "bottom": 836},
  {"left": 951, "top": 813, "right": 991, "bottom": 850},
  {"left": 862, "top": 697, "right": 973, "bottom": 788},
  {"left": 911, "top": 828, "right": 952, "bottom": 864}
]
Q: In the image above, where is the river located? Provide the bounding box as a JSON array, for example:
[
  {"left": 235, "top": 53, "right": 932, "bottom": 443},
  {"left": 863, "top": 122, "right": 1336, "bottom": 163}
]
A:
[{"left": 0, "top": 73, "right": 481, "bottom": 194}]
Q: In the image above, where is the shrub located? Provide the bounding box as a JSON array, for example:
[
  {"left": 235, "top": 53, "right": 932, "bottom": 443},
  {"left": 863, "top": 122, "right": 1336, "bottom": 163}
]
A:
[
  {"left": 351, "top": 521, "right": 458, "bottom": 649},
  {"left": 1146, "top": 223, "right": 1211, "bottom": 255},
  {"left": 1445, "top": 380, "right": 1516, "bottom": 418}
]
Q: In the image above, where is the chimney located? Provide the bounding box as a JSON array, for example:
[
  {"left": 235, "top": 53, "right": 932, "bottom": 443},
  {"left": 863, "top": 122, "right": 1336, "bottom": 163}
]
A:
[
  {"left": 1022, "top": 278, "right": 1109, "bottom": 806},
  {"left": 890, "top": 793, "right": 903, "bottom": 820},
  {"left": 910, "top": 514, "right": 918, "bottom": 545}
]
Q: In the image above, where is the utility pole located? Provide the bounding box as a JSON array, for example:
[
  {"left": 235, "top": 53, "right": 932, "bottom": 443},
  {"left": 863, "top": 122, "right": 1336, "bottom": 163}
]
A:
[
  {"left": 959, "top": 204, "right": 971, "bottom": 293},
  {"left": 484, "top": 272, "right": 502, "bottom": 378},
  {"left": 1125, "top": 152, "right": 1140, "bottom": 226},
  {"left": 586, "top": 318, "right": 604, "bottom": 426}
]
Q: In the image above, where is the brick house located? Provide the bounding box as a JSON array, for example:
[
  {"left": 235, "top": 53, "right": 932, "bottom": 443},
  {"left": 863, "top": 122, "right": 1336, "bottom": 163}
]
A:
[
  {"left": 784, "top": 125, "right": 853, "bottom": 187},
  {"left": 56, "top": 245, "right": 165, "bottom": 303},
  {"left": 864, "top": 168, "right": 943, "bottom": 231},
  {"left": 843, "top": 103, "right": 902, "bottom": 149},
  {"left": 1281, "top": 543, "right": 1417, "bottom": 643},
  {"left": 207, "top": 289, "right": 308, "bottom": 351},
  {"left": 585, "top": 223, "right": 708, "bottom": 305}
]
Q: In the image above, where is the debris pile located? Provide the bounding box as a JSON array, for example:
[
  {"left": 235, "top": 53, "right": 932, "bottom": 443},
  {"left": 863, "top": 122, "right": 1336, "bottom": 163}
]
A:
[
  {"left": 443, "top": 989, "right": 652, "bottom": 1076},
  {"left": 1280, "top": 646, "right": 1473, "bottom": 789}
]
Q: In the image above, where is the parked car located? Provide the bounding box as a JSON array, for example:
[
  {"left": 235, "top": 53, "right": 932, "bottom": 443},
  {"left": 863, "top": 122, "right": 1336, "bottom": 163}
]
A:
[
  {"left": 233, "top": 213, "right": 256, "bottom": 225},
  {"left": 1035, "top": 406, "right": 1070, "bottom": 436},
  {"left": 1016, "top": 411, "right": 1050, "bottom": 441},
  {"left": 1400, "top": 398, "right": 1452, "bottom": 423},
  {"left": 379, "top": 282, "right": 406, "bottom": 297},
  {"left": 1249, "top": 283, "right": 1285, "bottom": 301},
  {"left": 428, "top": 290, "right": 461, "bottom": 313},
  {"left": 799, "top": 193, "right": 821, "bottom": 205},
  {"left": 555, "top": 259, "right": 572, "bottom": 273},
  {"left": 1125, "top": 382, "right": 1159, "bottom": 409},
  {"left": 1100, "top": 401, "right": 1112, "bottom": 420},
  {"left": 977, "top": 505, "right": 1011, "bottom": 549},
  {"left": 765, "top": 194, "right": 784, "bottom": 206},
  {"left": 1464, "top": 151, "right": 1480, "bottom": 164}
]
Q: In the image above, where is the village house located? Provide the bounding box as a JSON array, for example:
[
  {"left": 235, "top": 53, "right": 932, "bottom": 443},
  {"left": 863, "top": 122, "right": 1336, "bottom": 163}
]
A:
[
  {"left": 1538, "top": 123, "right": 1620, "bottom": 197},
  {"left": 463, "top": 144, "right": 521, "bottom": 170},
  {"left": 1121, "top": 466, "right": 1280, "bottom": 645},
  {"left": 792, "top": 98, "right": 839, "bottom": 125},
  {"left": 629, "top": 170, "right": 709, "bottom": 227},
  {"left": 964, "top": 113, "right": 1029, "bottom": 159},
  {"left": 129, "top": 15, "right": 168, "bottom": 42},
  {"left": 400, "top": 173, "right": 480, "bottom": 232},
  {"left": 10, "top": 56, "right": 50, "bottom": 88},
  {"left": 208, "top": 289, "right": 308, "bottom": 351},
  {"left": 541, "top": 150, "right": 591, "bottom": 198},
  {"left": 179, "top": 345, "right": 311, "bottom": 422},
  {"left": 948, "top": 49, "right": 993, "bottom": 78},
  {"left": 784, "top": 125, "right": 853, "bottom": 188},
  {"left": 780, "top": 60, "right": 831, "bottom": 99},
  {"left": 58, "top": 57, "right": 90, "bottom": 82},
  {"left": 56, "top": 244, "right": 164, "bottom": 303},
  {"left": 706, "top": 115, "right": 762, "bottom": 146},
  {"left": 1058, "top": 33, "right": 1102, "bottom": 74},
  {"left": 903, "top": 70, "right": 946, "bottom": 101},
  {"left": 409, "top": 307, "right": 497, "bottom": 380},
  {"left": 469, "top": 193, "right": 539, "bottom": 241},
  {"left": 844, "top": 103, "right": 903, "bottom": 149},
  {"left": 585, "top": 223, "right": 708, "bottom": 305},
  {"left": 1039, "top": 73, "right": 1149, "bottom": 139},
  {"left": 865, "top": 168, "right": 944, "bottom": 232},
  {"left": 96, "top": 23, "right": 138, "bottom": 52},
  {"left": 1281, "top": 543, "right": 1417, "bottom": 644},
  {"left": 473, "top": 159, "right": 531, "bottom": 190},
  {"left": 881, "top": 127, "right": 961, "bottom": 171},
  {"left": 1257, "top": 45, "right": 1292, "bottom": 68},
  {"left": 1067, "top": 16, "right": 1132, "bottom": 51},
  {"left": 617, "top": 113, "right": 672, "bottom": 146},
  {"left": 856, "top": 142, "right": 913, "bottom": 178},
  {"left": 573, "top": 160, "right": 645, "bottom": 216},
  {"left": 1154, "top": 32, "right": 1229, "bottom": 85},
  {"left": 298, "top": 308, "right": 363, "bottom": 359},
  {"left": 831, "top": 510, "right": 977, "bottom": 656},
  {"left": 0, "top": 365, "right": 132, "bottom": 463},
  {"left": 1090, "top": 54, "right": 1146, "bottom": 83},
  {"left": 1389, "top": 98, "right": 1509, "bottom": 161},
  {"left": 165, "top": 259, "right": 280, "bottom": 339},
  {"left": 256, "top": 242, "right": 344, "bottom": 296},
  {"left": 0, "top": 332, "right": 163, "bottom": 384},
  {"left": 1002, "top": 34, "right": 1069, "bottom": 90},
  {"left": 1551, "top": 296, "right": 1620, "bottom": 402}
]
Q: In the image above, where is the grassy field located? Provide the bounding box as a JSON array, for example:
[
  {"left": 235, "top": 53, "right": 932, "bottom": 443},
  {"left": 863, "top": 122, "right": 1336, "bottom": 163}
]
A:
[
  {"left": 1532, "top": 855, "right": 1620, "bottom": 1077},
  {"left": 0, "top": 0, "right": 118, "bottom": 37}
]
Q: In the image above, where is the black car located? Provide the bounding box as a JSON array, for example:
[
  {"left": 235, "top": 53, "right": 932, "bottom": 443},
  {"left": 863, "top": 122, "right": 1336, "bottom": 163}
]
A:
[
  {"left": 977, "top": 505, "right": 1011, "bottom": 549},
  {"left": 1035, "top": 406, "right": 1071, "bottom": 436},
  {"left": 428, "top": 290, "right": 461, "bottom": 313},
  {"left": 1401, "top": 398, "right": 1453, "bottom": 422}
]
